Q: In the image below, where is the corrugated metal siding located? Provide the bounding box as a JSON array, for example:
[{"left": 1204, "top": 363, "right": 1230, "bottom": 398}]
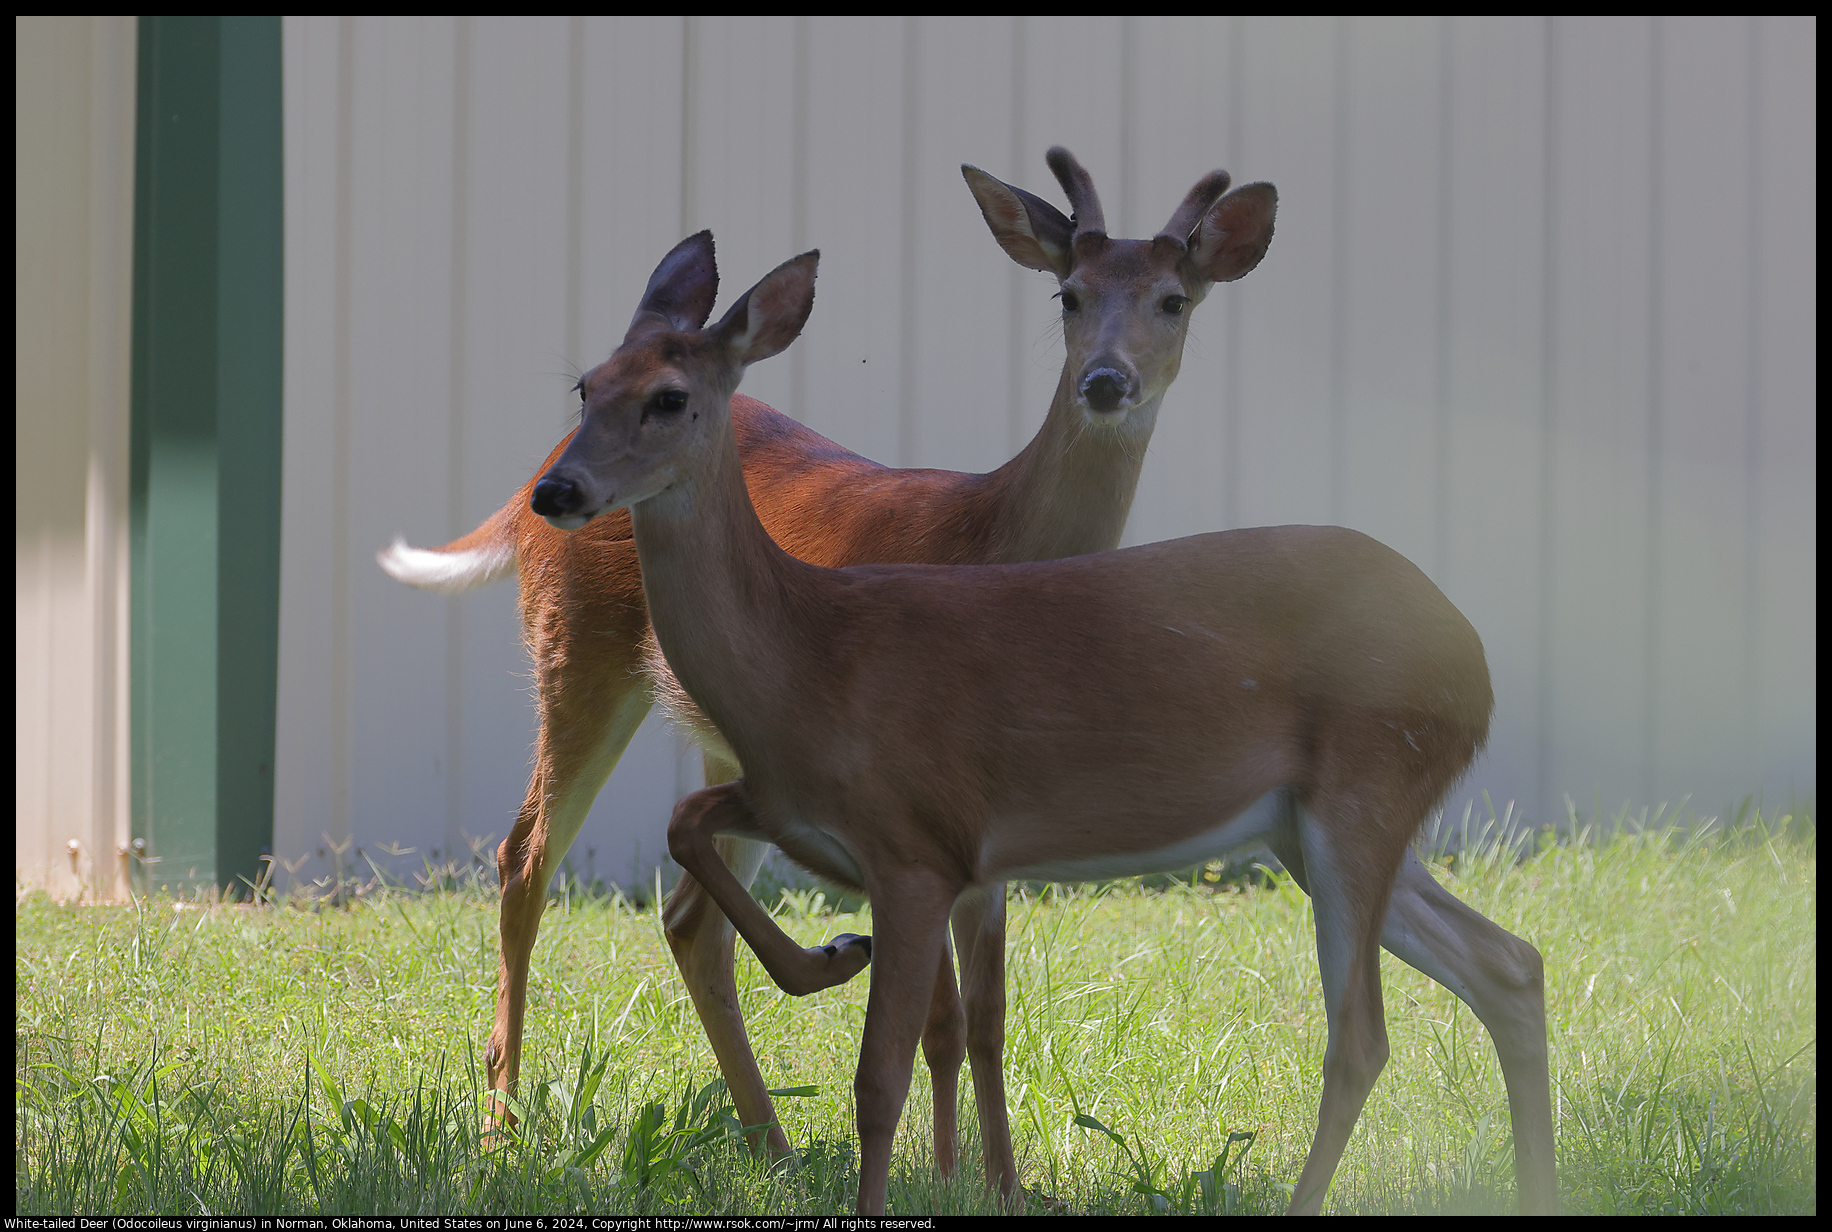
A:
[
  {"left": 15, "top": 16, "right": 137, "bottom": 897},
  {"left": 274, "top": 16, "right": 1816, "bottom": 890}
]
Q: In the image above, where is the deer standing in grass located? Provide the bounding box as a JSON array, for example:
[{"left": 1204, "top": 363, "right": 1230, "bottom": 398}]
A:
[
  {"left": 526, "top": 233, "right": 1558, "bottom": 1214},
  {"left": 379, "top": 150, "right": 1279, "bottom": 1165}
]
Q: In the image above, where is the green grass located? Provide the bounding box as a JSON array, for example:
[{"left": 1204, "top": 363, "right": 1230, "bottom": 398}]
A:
[{"left": 15, "top": 806, "right": 1815, "bottom": 1215}]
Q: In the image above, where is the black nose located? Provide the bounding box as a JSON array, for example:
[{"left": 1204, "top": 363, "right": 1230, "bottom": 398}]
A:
[
  {"left": 1080, "top": 367, "right": 1132, "bottom": 412},
  {"left": 531, "top": 475, "right": 585, "bottom": 518}
]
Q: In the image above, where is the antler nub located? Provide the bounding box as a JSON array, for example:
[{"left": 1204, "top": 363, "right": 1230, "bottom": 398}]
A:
[
  {"left": 1045, "top": 146, "right": 1107, "bottom": 239},
  {"left": 1158, "top": 170, "right": 1233, "bottom": 250}
]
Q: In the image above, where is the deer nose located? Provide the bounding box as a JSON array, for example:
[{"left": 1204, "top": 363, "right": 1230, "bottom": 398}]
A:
[
  {"left": 1079, "top": 367, "right": 1133, "bottom": 413},
  {"left": 531, "top": 474, "right": 586, "bottom": 519}
]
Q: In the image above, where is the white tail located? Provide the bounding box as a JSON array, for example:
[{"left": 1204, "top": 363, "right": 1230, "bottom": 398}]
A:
[
  {"left": 376, "top": 536, "right": 516, "bottom": 593},
  {"left": 376, "top": 502, "right": 519, "bottom": 594},
  {"left": 536, "top": 240, "right": 1557, "bottom": 1216}
]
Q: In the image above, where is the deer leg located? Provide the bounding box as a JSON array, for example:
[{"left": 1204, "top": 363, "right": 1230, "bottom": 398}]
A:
[
  {"left": 854, "top": 870, "right": 958, "bottom": 1215},
  {"left": 663, "top": 749, "right": 792, "bottom": 1158},
  {"left": 486, "top": 683, "right": 652, "bottom": 1125},
  {"left": 1282, "top": 806, "right": 1405, "bottom": 1216},
  {"left": 1380, "top": 849, "right": 1558, "bottom": 1214},
  {"left": 953, "top": 882, "right": 1020, "bottom": 1205},
  {"left": 920, "top": 934, "right": 966, "bottom": 1178},
  {"left": 666, "top": 783, "right": 871, "bottom": 996}
]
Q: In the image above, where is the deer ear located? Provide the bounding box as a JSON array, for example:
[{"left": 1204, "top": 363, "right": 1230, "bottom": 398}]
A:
[
  {"left": 962, "top": 165, "right": 1073, "bottom": 279},
  {"left": 628, "top": 230, "right": 719, "bottom": 337},
  {"left": 709, "top": 251, "right": 819, "bottom": 367},
  {"left": 1186, "top": 183, "right": 1277, "bottom": 285}
]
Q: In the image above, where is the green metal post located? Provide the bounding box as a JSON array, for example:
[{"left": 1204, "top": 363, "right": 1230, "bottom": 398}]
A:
[{"left": 130, "top": 16, "right": 283, "bottom": 896}]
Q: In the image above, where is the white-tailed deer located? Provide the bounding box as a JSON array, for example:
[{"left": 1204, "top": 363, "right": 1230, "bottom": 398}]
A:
[
  {"left": 530, "top": 240, "right": 1559, "bottom": 1215},
  {"left": 379, "top": 150, "right": 1279, "bottom": 1163}
]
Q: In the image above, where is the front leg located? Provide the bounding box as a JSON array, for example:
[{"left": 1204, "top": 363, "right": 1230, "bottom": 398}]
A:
[
  {"left": 663, "top": 834, "right": 794, "bottom": 1159},
  {"left": 666, "top": 783, "right": 872, "bottom": 996},
  {"left": 663, "top": 750, "right": 793, "bottom": 1159}
]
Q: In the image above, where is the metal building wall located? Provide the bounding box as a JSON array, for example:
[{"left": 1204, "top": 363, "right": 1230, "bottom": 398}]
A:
[
  {"left": 274, "top": 17, "right": 1816, "bottom": 892},
  {"left": 15, "top": 16, "right": 138, "bottom": 897}
]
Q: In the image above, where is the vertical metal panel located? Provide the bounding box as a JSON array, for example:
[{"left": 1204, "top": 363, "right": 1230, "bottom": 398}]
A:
[
  {"left": 15, "top": 16, "right": 137, "bottom": 898},
  {"left": 1337, "top": 17, "right": 1443, "bottom": 573},
  {"left": 340, "top": 16, "right": 461, "bottom": 867},
  {"left": 1544, "top": 18, "right": 1655, "bottom": 820},
  {"left": 270, "top": 17, "right": 1816, "bottom": 893},
  {"left": 683, "top": 17, "right": 799, "bottom": 419},
  {"left": 904, "top": 17, "right": 1019, "bottom": 475},
  {"left": 212, "top": 16, "right": 286, "bottom": 892},
  {"left": 1122, "top": 15, "right": 1241, "bottom": 550},
  {"left": 1652, "top": 17, "right": 1757, "bottom": 818},
  {"left": 797, "top": 17, "right": 908, "bottom": 463},
  {"left": 1751, "top": 17, "right": 1818, "bottom": 807},
  {"left": 132, "top": 17, "right": 224, "bottom": 888},
  {"left": 575, "top": 17, "right": 686, "bottom": 363},
  {"left": 1440, "top": 17, "right": 1549, "bottom": 822},
  {"left": 1230, "top": 17, "right": 1341, "bottom": 532},
  {"left": 128, "top": 16, "right": 285, "bottom": 894},
  {"left": 274, "top": 15, "right": 341, "bottom": 880}
]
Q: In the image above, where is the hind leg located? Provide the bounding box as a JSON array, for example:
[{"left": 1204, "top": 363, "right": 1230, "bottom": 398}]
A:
[
  {"left": 919, "top": 934, "right": 966, "bottom": 1178},
  {"left": 952, "top": 883, "right": 1019, "bottom": 1204},
  {"left": 1274, "top": 807, "right": 1408, "bottom": 1216},
  {"left": 485, "top": 680, "right": 651, "bottom": 1122},
  {"left": 1381, "top": 850, "right": 1557, "bottom": 1213},
  {"left": 663, "top": 750, "right": 793, "bottom": 1157}
]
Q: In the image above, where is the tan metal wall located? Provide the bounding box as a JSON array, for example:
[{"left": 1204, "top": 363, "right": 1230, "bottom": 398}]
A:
[
  {"left": 274, "top": 17, "right": 1817, "bottom": 891},
  {"left": 15, "top": 16, "right": 138, "bottom": 897}
]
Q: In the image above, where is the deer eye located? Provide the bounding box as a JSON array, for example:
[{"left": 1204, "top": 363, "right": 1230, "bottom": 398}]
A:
[
  {"left": 650, "top": 389, "right": 688, "bottom": 414},
  {"left": 1161, "top": 295, "right": 1189, "bottom": 316},
  {"left": 1059, "top": 290, "right": 1082, "bottom": 313}
]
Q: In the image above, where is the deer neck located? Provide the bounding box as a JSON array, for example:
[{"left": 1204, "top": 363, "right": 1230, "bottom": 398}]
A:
[
  {"left": 630, "top": 421, "right": 812, "bottom": 743},
  {"left": 984, "top": 366, "right": 1161, "bottom": 562}
]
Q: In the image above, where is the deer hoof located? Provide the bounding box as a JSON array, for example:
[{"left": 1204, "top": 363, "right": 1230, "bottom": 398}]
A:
[{"left": 823, "top": 932, "right": 872, "bottom": 962}]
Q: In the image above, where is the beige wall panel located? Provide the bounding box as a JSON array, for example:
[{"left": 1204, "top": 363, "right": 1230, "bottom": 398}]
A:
[
  {"left": 15, "top": 16, "right": 135, "bottom": 898},
  {"left": 1229, "top": 17, "right": 1341, "bottom": 533},
  {"left": 1337, "top": 16, "right": 1443, "bottom": 575},
  {"left": 904, "top": 16, "right": 1019, "bottom": 476},
  {"left": 1545, "top": 18, "right": 1656, "bottom": 820},
  {"left": 684, "top": 17, "right": 799, "bottom": 419},
  {"left": 576, "top": 16, "right": 686, "bottom": 364},
  {"left": 275, "top": 16, "right": 345, "bottom": 880},
  {"left": 1440, "top": 17, "right": 1550, "bottom": 826},
  {"left": 1651, "top": 17, "right": 1759, "bottom": 820},
  {"left": 342, "top": 16, "right": 465, "bottom": 874},
  {"left": 1122, "top": 16, "right": 1243, "bottom": 551},
  {"left": 1751, "top": 18, "right": 1817, "bottom": 809},
  {"left": 797, "top": 17, "right": 910, "bottom": 464}
]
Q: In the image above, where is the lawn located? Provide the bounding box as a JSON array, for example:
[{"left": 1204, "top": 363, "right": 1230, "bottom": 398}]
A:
[{"left": 15, "top": 806, "right": 1816, "bottom": 1215}]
